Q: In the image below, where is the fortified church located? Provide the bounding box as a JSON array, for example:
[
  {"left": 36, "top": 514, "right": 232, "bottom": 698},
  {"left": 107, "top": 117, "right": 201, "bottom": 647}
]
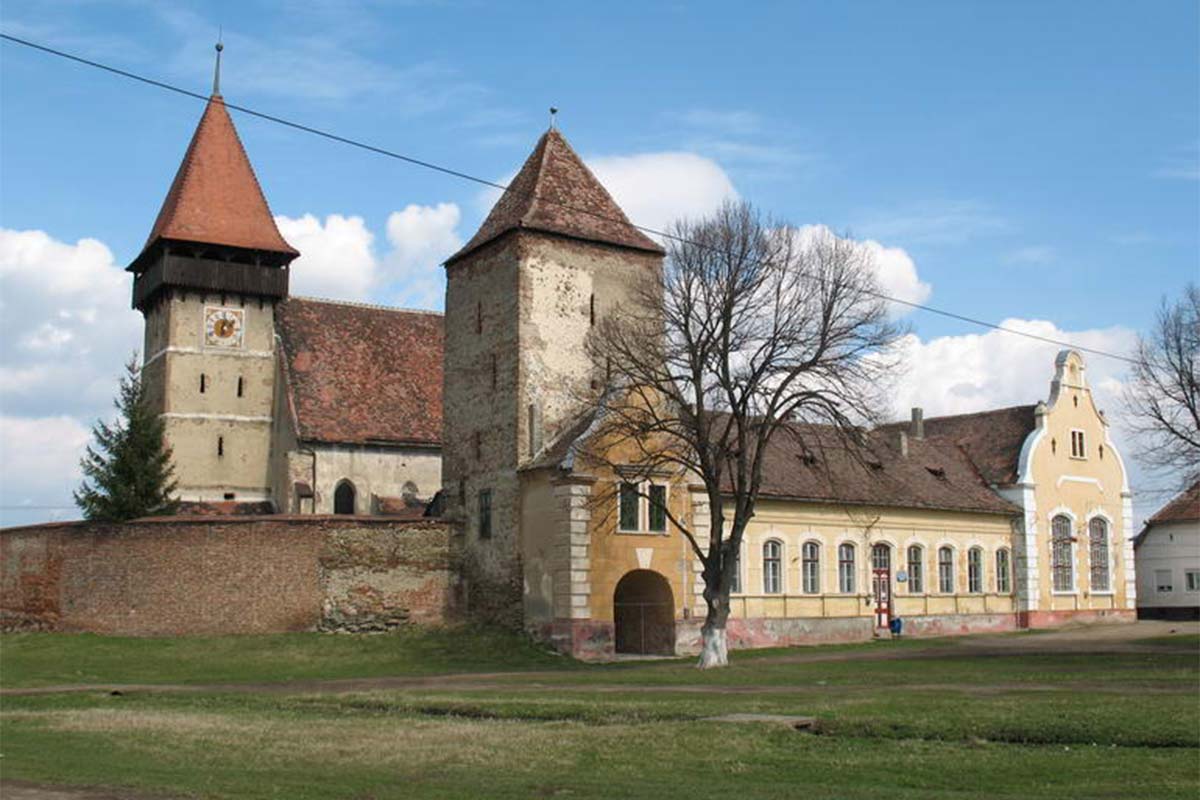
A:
[{"left": 124, "top": 82, "right": 1137, "bottom": 656}]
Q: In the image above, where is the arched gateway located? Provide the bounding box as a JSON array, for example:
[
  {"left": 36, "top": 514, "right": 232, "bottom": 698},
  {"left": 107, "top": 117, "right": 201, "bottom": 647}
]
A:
[{"left": 613, "top": 570, "right": 676, "bottom": 655}]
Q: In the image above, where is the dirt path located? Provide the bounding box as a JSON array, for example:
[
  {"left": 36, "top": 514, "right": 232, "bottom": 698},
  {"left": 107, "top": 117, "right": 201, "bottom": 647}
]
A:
[
  {"left": 3, "top": 620, "right": 1194, "bottom": 699},
  {"left": 0, "top": 781, "right": 184, "bottom": 800}
]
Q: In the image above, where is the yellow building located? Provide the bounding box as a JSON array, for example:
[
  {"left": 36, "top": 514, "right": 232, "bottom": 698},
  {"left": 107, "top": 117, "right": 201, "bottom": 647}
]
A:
[{"left": 440, "top": 128, "right": 1136, "bottom": 658}]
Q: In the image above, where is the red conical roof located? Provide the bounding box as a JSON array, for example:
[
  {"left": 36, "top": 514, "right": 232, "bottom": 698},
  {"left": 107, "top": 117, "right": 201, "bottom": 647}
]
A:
[
  {"left": 447, "top": 128, "right": 664, "bottom": 264},
  {"left": 135, "top": 94, "right": 297, "bottom": 263}
]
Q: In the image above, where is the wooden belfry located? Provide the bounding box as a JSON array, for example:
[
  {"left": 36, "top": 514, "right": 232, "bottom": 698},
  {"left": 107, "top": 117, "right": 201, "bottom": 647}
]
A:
[{"left": 126, "top": 42, "right": 298, "bottom": 313}]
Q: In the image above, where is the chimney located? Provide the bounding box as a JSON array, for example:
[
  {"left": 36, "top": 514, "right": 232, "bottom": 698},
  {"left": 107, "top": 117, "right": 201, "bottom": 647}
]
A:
[
  {"left": 910, "top": 407, "right": 924, "bottom": 440},
  {"left": 898, "top": 430, "right": 909, "bottom": 458}
]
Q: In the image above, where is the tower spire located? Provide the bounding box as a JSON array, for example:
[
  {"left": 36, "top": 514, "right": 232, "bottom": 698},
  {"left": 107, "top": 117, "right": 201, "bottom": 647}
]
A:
[{"left": 212, "top": 35, "right": 224, "bottom": 96}]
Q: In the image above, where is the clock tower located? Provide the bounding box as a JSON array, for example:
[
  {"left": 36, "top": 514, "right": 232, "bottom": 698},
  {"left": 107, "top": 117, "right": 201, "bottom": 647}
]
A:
[{"left": 128, "top": 67, "right": 298, "bottom": 508}]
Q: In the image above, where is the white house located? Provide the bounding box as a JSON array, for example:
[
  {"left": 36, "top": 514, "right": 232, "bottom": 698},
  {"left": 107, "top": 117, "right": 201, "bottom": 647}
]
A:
[{"left": 1133, "top": 481, "right": 1200, "bottom": 620}]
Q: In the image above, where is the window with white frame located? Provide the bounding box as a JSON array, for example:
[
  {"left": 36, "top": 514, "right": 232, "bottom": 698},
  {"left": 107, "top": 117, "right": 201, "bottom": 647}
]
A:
[
  {"left": 618, "top": 482, "right": 639, "bottom": 531},
  {"left": 763, "top": 540, "right": 783, "bottom": 594},
  {"left": 967, "top": 547, "right": 983, "bottom": 593},
  {"left": 938, "top": 546, "right": 955, "bottom": 593},
  {"left": 1186, "top": 570, "right": 1199, "bottom": 592},
  {"left": 616, "top": 480, "right": 669, "bottom": 533},
  {"left": 996, "top": 548, "right": 1011, "bottom": 594},
  {"left": 907, "top": 545, "right": 924, "bottom": 593},
  {"left": 1051, "top": 515, "right": 1074, "bottom": 591},
  {"left": 802, "top": 541, "right": 820, "bottom": 594},
  {"left": 838, "top": 543, "right": 856, "bottom": 593},
  {"left": 1070, "top": 429, "right": 1086, "bottom": 459},
  {"left": 1155, "top": 570, "right": 1173, "bottom": 593},
  {"left": 1088, "top": 517, "right": 1110, "bottom": 592}
]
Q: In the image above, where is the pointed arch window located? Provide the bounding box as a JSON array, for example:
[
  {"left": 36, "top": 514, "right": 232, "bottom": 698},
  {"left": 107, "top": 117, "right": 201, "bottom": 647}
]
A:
[
  {"left": 334, "top": 480, "right": 356, "bottom": 515},
  {"left": 1089, "top": 518, "right": 1110, "bottom": 591},
  {"left": 1052, "top": 515, "right": 1074, "bottom": 591}
]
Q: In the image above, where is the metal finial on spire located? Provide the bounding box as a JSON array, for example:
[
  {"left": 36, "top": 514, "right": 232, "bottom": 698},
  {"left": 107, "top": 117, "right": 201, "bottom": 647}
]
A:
[
  {"left": 549, "top": 106, "right": 558, "bottom": 130},
  {"left": 212, "top": 34, "right": 224, "bottom": 95}
]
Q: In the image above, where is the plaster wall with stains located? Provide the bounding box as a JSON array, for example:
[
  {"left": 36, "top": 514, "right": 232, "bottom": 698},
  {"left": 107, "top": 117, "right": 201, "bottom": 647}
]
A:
[{"left": 141, "top": 291, "right": 278, "bottom": 502}]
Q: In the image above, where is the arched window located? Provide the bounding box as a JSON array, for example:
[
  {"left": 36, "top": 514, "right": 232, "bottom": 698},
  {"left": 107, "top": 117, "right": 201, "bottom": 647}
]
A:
[
  {"left": 763, "top": 540, "right": 782, "bottom": 594},
  {"left": 801, "top": 541, "right": 820, "bottom": 594},
  {"left": 968, "top": 547, "right": 983, "bottom": 593},
  {"left": 871, "top": 543, "right": 891, "bottom": 571},
  {"left": 334, "top": 480, "right": 356, "bottom": 515},
  {"left": 996, "top": 548, "right": 1011, "bottom": 594},
  {"left": 838, "top": 543, "right": 856, "bottom": 593},
  {"left": 938, "top": 546, "right": 955, "bottom": 593},
  {"left": 1089, "top": 518, "right": 1110, "bottom": 592},
  {"left": 1052, "top": 515, "right": 1074, "bottom": 591},
  {"left": 907, "top": 545, "right": 924, "bottom": 593}
]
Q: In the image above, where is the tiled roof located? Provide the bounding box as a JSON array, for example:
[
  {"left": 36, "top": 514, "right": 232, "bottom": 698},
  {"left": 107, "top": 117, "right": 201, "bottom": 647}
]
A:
[
  {"left": 134, "top": 94, "right": 298, "bottom": 262},
  {"left": 532, "top": 412, "right": 1017, "bottom": 516},
  {"left": 882, "top": 405, "right": 1038, "bottom": 487},
  {"left": 276, "top": 298, "right": 443, "bottom": 446},
  {"left": 1147, "top": 480, "right": 1200, "bottom": 525},
  {"left": 176, "top": 501, "right": 275, "bottom": 516},
  {"left": 447, "top": 129, "right": 664, "bottom": 264},
  {"left": 752, "top": 424, "right": 1019, "bottom": 515}
]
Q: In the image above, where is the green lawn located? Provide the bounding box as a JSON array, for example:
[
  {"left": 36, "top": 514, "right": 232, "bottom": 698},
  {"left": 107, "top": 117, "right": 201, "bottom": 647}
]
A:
[{"left": 2, "top": 627, "right": 1197, "bottom": 799}]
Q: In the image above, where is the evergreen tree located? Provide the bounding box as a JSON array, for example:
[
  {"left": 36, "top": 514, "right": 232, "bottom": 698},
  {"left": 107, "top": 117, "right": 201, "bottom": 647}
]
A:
[{"left": 74, "top": 354, "right": 178, "bottom": 521}]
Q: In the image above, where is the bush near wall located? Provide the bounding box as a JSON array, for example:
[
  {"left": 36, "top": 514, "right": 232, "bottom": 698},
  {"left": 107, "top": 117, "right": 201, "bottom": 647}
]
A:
[{"left": 0, "top": 516, "right": 460, "bottom": 635}]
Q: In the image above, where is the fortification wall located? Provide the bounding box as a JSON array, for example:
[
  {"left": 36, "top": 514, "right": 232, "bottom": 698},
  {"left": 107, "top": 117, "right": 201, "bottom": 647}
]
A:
[{"left": 0, "top": 516, "right": 459, "bottom": 635}]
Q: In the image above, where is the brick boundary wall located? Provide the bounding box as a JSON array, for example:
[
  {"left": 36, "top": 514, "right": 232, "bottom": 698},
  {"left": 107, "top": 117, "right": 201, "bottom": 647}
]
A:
[{"left": 0, "top": 516, "right": 460, "bottom": 635}]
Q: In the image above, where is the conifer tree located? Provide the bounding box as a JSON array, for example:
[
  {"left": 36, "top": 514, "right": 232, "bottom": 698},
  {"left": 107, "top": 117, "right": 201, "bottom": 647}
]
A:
[{"left": 74, "top": 354, "right": 178, "bottom": 521}]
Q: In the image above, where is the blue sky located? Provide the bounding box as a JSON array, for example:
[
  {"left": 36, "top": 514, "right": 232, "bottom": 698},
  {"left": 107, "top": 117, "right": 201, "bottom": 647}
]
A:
[{"left": 0, "top": 1, "right": 1196, "bottom": 526}]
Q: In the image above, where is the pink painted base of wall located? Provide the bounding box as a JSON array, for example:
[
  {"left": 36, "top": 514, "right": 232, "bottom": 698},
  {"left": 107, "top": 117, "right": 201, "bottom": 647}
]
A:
[
  {"left": 533, "top": 619, "right": 615, "bottom": 660},
  {"left": 1020, "top": 608, "right": 1135, "bottom": 629},
  {"left": 902, "top": 612, "right": 1018, "bottom": 638}
]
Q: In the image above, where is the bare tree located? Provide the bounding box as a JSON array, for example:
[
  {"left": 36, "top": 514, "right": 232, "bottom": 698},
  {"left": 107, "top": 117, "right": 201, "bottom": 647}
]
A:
[
  {"left": 582, "top": 201, "right": 903, "bottom": 668},
  {"left": 1125, "top": 284, "right": 1200, "bottom": 489}
]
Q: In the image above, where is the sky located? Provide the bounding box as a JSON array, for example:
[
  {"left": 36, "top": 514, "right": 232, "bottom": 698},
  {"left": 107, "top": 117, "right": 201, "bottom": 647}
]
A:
[{"left": 0, "top": 1, "right": 1196, "bottom": 528}]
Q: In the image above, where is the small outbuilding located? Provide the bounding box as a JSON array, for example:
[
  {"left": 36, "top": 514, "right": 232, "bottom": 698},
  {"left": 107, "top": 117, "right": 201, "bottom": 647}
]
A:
[{"left": 1134, "top": 481, "right": 1200, "bottom": 620}]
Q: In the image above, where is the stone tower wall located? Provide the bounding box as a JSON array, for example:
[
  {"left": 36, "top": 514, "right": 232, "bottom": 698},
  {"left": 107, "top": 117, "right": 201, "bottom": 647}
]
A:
[{"left": 141, "top": 289, "right": 278, "bottom": 504}]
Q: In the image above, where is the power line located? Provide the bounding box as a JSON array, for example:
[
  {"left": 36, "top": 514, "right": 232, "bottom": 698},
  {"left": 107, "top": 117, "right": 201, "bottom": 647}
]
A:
[{"left": 0, "top": 32, "right": 1141, "bottom": 366}]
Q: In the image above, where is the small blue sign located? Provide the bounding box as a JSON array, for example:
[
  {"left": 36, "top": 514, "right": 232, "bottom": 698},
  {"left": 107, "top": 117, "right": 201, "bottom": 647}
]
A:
[{"left": 896, "top": 569, "right": 908, "bottom": 583}]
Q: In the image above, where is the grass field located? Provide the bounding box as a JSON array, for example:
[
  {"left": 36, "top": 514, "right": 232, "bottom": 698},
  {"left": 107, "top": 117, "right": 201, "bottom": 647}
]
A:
[{"left": 2, "top": 626, "right": 1197, "bottom": 799}]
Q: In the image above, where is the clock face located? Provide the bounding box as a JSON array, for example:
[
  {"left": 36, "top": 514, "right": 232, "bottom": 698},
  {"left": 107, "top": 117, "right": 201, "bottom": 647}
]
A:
[{"left": 204, "top": 307, "right": 245, "bottom": 348}]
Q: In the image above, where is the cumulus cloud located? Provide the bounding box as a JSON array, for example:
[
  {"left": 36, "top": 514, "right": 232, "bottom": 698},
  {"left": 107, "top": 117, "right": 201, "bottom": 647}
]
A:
[
  {"left": 276, "top": 213, "right": 377, "bottom": 301},
  {"left": 796, "top": 224, "right": 931, "bottom": 312},
  {"left": 381, "top": 203, "right": 461, "bottom": 309},
  {"left": 587, "top": 152, "right": 739, "bottom": 235},
  {"left": 889, "top": 319, "right": 1136, "bottom": 420},
  {"left": 277, "top": 205, "right": 461, "bottom": 309},
  {"left": 0, "top": 414, "right": 92, "bottom": 525},
  {"left": 0, "top": 228, "right": 143, "bottom": 523}
]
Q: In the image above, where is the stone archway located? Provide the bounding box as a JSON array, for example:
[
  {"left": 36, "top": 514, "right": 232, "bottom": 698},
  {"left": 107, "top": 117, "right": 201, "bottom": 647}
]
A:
[{"left": 613, "top": 569, "right": 675, "bottom": 655}]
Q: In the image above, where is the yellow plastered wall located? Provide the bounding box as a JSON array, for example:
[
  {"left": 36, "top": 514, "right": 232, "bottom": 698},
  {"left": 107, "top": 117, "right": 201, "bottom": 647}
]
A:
[{"left": 1027, "top": 351, "right": 1132, "bottom": 612}]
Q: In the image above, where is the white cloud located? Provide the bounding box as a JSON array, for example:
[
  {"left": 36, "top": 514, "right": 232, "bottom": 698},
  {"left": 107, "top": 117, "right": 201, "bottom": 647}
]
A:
[
  {"left": 0, "top": 414, "right": 91, "bottom": 522},
  {"left": 889, "top": 318, "right": 1136, "bottom": 421},
  {"left": 381, "top": 203, "right": 461, "bottom": 309},
  {"left": 276, "top": 205, "right": 460, "bottom": 309},
  {"left": 796, "top": 224, "right": 932, "bottom": 312},
  {"left": 587, "top": 152, "right": 739, "bottom": 235},
  {"left": 276, "top": 213, "right": 377, "bottom": 301}
]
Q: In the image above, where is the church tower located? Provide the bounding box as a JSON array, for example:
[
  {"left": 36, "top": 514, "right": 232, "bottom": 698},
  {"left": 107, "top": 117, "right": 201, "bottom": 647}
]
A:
[
  {"left": 128, "top": 53, "right": 298, "bottom": 508},
  {"left": 442, "top": 127, "right": 664, "bottom": 623}
]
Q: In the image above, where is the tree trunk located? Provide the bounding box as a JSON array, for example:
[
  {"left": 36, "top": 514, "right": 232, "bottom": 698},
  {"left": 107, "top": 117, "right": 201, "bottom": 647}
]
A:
[{"left": 696, "top": 591, "right": 731, "bottom": 669}]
